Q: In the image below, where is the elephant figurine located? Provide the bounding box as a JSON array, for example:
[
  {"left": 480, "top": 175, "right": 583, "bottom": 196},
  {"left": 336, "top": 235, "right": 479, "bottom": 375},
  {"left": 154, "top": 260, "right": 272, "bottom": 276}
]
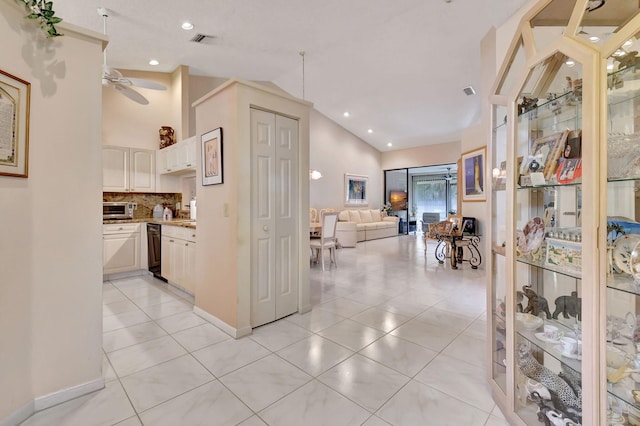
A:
[
  {"left": 522, "top": 285, "right": 552, "bottom": 319},
  {"left": 552, "top": 291, "right": 581, "bottom": 321}
]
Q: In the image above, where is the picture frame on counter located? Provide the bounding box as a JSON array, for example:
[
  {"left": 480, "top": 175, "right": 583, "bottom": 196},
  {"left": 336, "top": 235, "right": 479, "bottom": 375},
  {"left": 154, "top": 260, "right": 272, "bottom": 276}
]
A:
[
  {"left": 201, "top": 127, "right": 223, "bottom": 186},
  {"left": 0, "top": 69, "right": 30, "bottom": 178}
]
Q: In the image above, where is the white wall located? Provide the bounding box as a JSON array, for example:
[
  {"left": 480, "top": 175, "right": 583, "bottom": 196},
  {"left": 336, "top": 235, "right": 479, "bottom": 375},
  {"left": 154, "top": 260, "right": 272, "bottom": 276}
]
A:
[
  {"left": 0, "top": 3, "right": 104, "bottom": 422},
  {"left": 102, "top": 68, "right": 182, "bottom": 149},
  {"left": 309, "top": 109, "right": 383, "bottom": 210},
  {"left": 381, "top": 141, "right": 461, "bottom": 171}
]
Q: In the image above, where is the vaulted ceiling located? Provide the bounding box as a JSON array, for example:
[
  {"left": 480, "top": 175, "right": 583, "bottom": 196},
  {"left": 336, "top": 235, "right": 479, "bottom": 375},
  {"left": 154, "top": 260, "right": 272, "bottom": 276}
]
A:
[{"left": 55, "top": 0, "right": 529, "bottom": 151}]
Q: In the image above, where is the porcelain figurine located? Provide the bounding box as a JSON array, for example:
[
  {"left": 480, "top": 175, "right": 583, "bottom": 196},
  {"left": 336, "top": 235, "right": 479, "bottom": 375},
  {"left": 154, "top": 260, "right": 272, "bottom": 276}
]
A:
[
  {"left": 522, "top": 285, "right": 552, "bottom": 319},
  {"left": 552, "top": 291, "right": 582, "bottom": 321},
  {"left": 518, "top": 342, "right": 582, "bottom": 418},
  {"left": 159, "top": 126, "right": 175, "bottom": 149}
]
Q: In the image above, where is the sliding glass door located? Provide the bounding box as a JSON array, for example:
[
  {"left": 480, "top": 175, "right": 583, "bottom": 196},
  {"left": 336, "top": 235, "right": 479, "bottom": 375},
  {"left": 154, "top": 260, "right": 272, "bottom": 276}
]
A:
[{"left": 384, "top": 165, "right": 457, "bottom": 234}]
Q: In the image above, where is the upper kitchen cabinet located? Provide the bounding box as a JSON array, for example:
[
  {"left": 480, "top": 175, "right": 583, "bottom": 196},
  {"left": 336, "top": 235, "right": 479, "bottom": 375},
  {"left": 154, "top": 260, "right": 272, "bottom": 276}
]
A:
[
  {"left": 103, "top": 146, "right": 156, "bottom": 192},
  {"left": 157, "top": 136, "right": 198, "bottom": 175}
]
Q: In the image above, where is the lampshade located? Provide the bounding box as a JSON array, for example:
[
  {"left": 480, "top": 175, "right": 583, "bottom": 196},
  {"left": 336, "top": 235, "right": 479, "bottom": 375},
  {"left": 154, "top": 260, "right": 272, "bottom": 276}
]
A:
[{"left": 309, "top": 170, "right": 323, "bottom": 180}]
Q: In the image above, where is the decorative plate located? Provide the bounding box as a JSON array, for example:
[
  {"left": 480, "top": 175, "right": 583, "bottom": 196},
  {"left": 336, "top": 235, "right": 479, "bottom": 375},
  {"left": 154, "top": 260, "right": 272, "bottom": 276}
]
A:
[
  {"left": 630, "top": 239, "right": 640, "bottom": 281},
  {"left": 518, "top": 217, "right": 545, "bottom": 255},
  {"left": 553, "top": 345, "right": 582, "bottom": 360},
  {"left": 613, "top": 234, "right": 640, "bottom": 274},
  {"left": 535, "top": 332, "right": 562, "bottom": 344}
]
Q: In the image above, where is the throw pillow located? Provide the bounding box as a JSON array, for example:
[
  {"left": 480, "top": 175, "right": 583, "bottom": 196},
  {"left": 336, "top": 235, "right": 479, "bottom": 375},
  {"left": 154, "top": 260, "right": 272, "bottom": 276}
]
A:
[
  {"left": 348, "top": 210, "right": 361, "bottom": 223},
  {"left": 359, "top": 210, "right": 373, "bottom": 223},
  {"left": 370, "top": 209, "right": 382, "bottom": 222}
]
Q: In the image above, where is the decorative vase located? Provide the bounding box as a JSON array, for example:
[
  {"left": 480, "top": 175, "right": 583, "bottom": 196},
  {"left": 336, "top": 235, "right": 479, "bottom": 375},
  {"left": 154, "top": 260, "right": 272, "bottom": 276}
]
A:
[{"left": 159, "top": 126, "right": 175, "bottom": 149}]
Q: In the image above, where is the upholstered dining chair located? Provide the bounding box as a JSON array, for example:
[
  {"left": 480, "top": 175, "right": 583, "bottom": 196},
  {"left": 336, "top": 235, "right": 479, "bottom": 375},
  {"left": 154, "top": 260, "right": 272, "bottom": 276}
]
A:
[
  {"left": 319, "top": 208, "right": 334, "bottom": 221},
  {"left": 310, "top": 212, "right": 339, "bottom": 271}
]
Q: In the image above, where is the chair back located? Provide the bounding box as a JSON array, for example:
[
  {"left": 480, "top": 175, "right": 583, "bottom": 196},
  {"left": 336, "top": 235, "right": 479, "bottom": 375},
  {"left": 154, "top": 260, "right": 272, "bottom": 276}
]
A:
[
  {"left": 322, "top": 212, "right": 339, "bottom": 240},
  {"left": 319, "top": 208, "right": 334, "bottom": 221},
  {"left": 310, "top": 208, "right": 318, "bottom": 223}
]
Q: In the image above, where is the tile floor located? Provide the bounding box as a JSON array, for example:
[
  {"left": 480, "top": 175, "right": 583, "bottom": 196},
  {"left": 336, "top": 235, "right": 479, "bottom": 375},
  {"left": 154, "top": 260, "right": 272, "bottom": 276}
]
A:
[{"left": 21, "top": 234, "right": 509, "bottom": 426}]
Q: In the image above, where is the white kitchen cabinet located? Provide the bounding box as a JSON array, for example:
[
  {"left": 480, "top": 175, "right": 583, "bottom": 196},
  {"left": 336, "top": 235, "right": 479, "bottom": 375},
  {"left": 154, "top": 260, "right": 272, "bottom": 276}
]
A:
[
  {"left": 161, "top": 225, "right": 196, "bottom": 294},
  {"left": 103, "top": 223, "right": 141, "bottom": 275},
  {"left": 157, "top": 136, "right": 197, "bottom": 175},
  {"left": 103, "top": 146, "right": 156, "bottom": 192}
]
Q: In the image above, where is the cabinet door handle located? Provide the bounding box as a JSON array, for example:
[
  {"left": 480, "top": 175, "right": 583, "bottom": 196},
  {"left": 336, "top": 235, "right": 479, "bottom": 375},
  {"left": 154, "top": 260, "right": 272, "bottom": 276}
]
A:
[
  {"left": 186, "top": 163, "right": 191, "bottom": 167},
  {"left": 185, "top": 243, "right": 188, "bottom": 246},
  {"left": 169, "top": 239, "right": 174, "bottom": 242},
  {"left": 167, "top": 169, "right": 172, "bottom": 172},
  {"left": 118, "top": 227, "right": 123, "bottom": 230}
]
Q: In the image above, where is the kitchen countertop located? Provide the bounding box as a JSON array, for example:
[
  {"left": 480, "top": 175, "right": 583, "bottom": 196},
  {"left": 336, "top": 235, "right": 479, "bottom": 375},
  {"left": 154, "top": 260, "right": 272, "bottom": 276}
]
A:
[{"left": 103, "top": 218, "right": 196, "bottom": 229}]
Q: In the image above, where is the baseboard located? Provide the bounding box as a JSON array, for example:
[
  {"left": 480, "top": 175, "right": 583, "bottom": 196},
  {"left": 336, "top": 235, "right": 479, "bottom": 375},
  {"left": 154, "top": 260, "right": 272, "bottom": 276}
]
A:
[
  {"left": 298, "top": 304, "right": 312, "bottom": 315},
  {"left": 1, "top": 399, "right": 34, "bottom": 426},
  {"left": 102, "top": 269, "right": 145, "bottom": 282},
  {"left": 33, "top": 377, "right": 105, "bottom": 412},
  {"left": 193, "top": 306, "right": 252, "bottom": 338},
  {"left": 2, "top": 378, "right": 104, "bottom": 426}
]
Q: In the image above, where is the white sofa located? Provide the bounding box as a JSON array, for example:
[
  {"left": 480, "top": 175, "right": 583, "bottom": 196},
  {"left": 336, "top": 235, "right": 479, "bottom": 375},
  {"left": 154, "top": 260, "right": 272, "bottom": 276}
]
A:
[{"left": 336, "top": 209, "right": 400, "bottom": 246}]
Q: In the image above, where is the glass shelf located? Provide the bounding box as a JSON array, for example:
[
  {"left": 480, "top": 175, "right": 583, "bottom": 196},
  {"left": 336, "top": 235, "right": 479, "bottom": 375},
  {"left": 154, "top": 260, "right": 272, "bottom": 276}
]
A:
[
  {"left": 607, "top": 273, "right": 640, "bottom": 296},
  {"left": 608, "top": 176, "right": 640, "bottom": 184},
  {"left": 517, "top": 181, "right": 582, "bottom": 190},
  {"left": 516, "top": 255, "right": 582, "bottom": 280},
  {"left": 517, "top": 321, "right": 582, "bottom": 374}
]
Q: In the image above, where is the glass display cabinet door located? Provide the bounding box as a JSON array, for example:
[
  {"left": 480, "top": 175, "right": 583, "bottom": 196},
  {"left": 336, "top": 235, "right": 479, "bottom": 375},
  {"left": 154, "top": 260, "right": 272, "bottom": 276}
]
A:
[
  {"left": 491, "top": 104, "right": 508, "bottom": 395},
  {"left": 605, "top": 30, "right": 640, "bottom": 424},
  {"left": 513, "top": 52, "right": 583, "bottom": 424}
]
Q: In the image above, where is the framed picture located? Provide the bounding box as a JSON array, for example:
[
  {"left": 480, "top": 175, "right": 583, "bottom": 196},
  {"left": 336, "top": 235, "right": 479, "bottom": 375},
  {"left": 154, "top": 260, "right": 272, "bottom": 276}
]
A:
[
  {"left": 201, "top": 127, "right": 223, "bottom": 185},
  {"left": 0, "top": 69, "right": 30, "bottom": 178},
  {"left": 525, "top": 130, "right": 569, "bottom": 181},
  {"left": 461, "top": 146, "right": 487, "bottom": 202},
  {"left": 344, "top": 173, "right": 368, "bottom": 206}
]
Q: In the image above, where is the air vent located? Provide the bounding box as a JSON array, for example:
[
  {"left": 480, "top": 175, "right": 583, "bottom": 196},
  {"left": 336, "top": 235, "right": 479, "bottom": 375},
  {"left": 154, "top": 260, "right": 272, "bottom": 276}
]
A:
[
  {"left": 463, "top": 86, "right": 476, "bottom": 96},
  {"left": 190, "top": 34, "right": 214, "bottom": 43}
]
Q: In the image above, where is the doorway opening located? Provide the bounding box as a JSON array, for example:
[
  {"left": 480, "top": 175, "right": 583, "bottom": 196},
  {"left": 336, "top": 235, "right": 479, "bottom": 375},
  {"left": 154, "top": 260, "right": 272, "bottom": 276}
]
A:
[{"left": 384, "top": 164, "right": 458, "bottom": 235}]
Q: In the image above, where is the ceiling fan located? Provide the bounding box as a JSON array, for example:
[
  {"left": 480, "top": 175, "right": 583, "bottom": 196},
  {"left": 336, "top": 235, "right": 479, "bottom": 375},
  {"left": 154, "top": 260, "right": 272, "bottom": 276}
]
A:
[
  {"left": 98, "top": 7, "right": 166, "bottom": 105},
  {"left": 445, "top": 167, "right": 454, "bottom": 181}
]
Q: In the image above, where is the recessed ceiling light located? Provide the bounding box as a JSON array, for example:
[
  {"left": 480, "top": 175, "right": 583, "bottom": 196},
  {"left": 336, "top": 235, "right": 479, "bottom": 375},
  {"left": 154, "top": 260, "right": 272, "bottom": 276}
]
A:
[
  {"left": 367, "top": 129, "right": 373, "bottom": 134},
  {"left": 614, "top": 49, "right": 626, "bottom": 56},
  {"left": 181, "top": 22, "right": 194, "bottom": 30},
  {"left": 387, "top": 142, "right": 393, "bottom": 147},
  {"left": 149, "top": 59, "right": 159, "bottom": 66},
  {"left": 343, "top": 112, "right": 350, "bottom": 117},
  {"left": 565, "top": 60, "right": 575, "bottom": 67},
  {"left": 589, "top": 36, "right": 600, "bottom": 42},
  {"left": 624, "top": 40, "right": 633, "bottom": 47}
]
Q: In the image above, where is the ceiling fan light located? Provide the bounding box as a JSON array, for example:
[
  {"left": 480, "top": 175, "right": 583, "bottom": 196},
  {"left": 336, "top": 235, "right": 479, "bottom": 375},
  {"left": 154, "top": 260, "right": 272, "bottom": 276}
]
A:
[
  {"left": 181, "top": 22, "right": 194, "bottom": 30},
  {"left": 149, "top": 59, "right": 159, "bottom": 66}
]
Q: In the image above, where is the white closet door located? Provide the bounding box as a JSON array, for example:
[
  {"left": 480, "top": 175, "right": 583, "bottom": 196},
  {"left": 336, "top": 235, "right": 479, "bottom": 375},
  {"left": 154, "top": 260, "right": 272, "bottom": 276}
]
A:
[
  {"left": 274, "top": 114, "right": 298, "bottom": 320},
  {"left": 250, "top": 109, "right": 299, "bottom": 327}
]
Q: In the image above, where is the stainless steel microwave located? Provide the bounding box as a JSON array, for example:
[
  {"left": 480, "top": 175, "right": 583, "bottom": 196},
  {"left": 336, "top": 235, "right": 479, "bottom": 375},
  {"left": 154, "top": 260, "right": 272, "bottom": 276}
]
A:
[{"left": 103, "top": 202, "right": 134, "bottom": 220}]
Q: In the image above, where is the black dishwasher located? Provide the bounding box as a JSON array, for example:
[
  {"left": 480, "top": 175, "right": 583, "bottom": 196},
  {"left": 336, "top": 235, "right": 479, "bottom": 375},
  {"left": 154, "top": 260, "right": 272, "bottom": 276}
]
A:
[{"left": 147, "top": 223, "right": 163, "bottom": 280}]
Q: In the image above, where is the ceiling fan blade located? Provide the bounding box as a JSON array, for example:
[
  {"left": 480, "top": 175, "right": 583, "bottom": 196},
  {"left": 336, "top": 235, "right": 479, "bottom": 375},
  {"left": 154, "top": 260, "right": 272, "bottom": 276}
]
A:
[
  {"left": 113, "top": 84, "right": 149, "bottom": 105},
  {"left": 126, "top": 78, "right": 167, "bottom": 91}
]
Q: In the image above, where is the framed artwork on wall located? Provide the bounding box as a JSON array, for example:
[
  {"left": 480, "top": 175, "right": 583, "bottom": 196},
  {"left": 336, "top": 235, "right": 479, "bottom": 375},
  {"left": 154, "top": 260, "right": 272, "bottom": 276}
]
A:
[
  {"left": 0, "top": 69, "right": 30, "bottom": 178},
  {"left": 345, "top": 173, "right": 368, "bottom": 206},
  {"left": 201, "top": 127, "right": 223, "bottom": 185},
  {"left": 461, "top": 146, "right": 487, "bottom": 202}
]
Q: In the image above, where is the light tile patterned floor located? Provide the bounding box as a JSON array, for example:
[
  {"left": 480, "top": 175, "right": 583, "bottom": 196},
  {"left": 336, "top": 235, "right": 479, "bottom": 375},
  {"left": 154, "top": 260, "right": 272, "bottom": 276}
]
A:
[{"left": 20, "top": 235, "right": 509, "bottom": 426}]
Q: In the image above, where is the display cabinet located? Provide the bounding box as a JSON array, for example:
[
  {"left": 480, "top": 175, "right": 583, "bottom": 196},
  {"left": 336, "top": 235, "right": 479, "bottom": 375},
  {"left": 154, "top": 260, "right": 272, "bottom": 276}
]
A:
[
  {"left": 487, "top": 0, "right": 640, "bottom": 424},
  {"left": 604, "top": 28, "right": 640, "bottom": 425}
]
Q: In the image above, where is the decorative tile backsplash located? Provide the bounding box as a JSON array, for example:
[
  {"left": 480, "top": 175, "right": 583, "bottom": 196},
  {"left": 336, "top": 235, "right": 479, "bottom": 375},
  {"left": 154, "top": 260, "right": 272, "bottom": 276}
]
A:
[{"left": 103, "top": 192, "right": 182, "bottom": 219}]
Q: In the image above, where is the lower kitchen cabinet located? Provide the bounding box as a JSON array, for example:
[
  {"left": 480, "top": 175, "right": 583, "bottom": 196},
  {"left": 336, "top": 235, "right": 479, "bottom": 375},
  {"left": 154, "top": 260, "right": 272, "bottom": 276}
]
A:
[
  {"left": 103, "top": 223, "right": 141, "bottom": 275},
  {"left": 161, "top": 225, "right": 196, "bottom": 294}
]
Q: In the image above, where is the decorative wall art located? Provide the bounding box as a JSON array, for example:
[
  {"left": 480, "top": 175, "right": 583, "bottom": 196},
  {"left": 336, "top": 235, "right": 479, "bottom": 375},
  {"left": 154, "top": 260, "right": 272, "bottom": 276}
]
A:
[
  {"left": 344, "top": 173, "right": 368, "bottom": 206},
  {"left": 0, "top": 69, "right": 30, "bottom": 178},
  {"left": 201, "top": 127, "right": 223, "bottom": 185},
  {"left": 461, "top": 146, "right": 486, "bottom": 202}
]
